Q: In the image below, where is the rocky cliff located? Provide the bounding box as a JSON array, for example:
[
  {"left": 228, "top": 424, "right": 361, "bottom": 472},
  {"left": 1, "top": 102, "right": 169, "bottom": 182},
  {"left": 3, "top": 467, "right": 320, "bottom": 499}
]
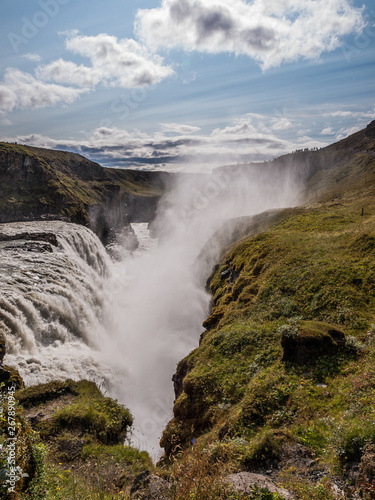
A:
[{"left": 0, "top": 142, "right": 170, "bottom": 244}]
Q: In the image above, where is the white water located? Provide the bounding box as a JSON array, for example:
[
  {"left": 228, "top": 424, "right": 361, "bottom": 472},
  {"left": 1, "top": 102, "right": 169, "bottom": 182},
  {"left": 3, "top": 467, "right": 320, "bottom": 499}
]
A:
[
  {"left": 1, "top": 166, "right": 302, "bottom": 460},
  {"left": 1, "top": 221, "right": 116, "bottom": 388},
  {"left": 105, "top": 222, "right": 210, "bottom": 458}
]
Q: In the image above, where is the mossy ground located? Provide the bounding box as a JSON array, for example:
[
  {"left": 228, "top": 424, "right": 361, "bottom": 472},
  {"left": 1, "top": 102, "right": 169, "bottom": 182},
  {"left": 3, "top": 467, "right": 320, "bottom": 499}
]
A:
[
  {"left": 0, "top": 379, "right": 152, "bottom": 499},
  {"left": 161, "top": 190, "right": 375, "bottom": 499}
]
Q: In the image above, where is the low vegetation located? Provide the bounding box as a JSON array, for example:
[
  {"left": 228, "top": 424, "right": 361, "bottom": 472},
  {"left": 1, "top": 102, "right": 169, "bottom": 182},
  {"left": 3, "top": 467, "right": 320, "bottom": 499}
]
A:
[
  {"left": 161, "top": 187, "right": 375, "bottom": 498},
  {"left": 0, "top": 378, "right": 151, "bottom": 499}
]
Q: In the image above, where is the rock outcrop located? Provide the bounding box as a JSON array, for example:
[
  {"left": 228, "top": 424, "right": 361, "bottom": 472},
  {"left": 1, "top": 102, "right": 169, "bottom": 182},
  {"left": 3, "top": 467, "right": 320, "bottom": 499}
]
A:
[
  {"left": 130, "top": 471, "right": 172, "bottom": 499},
  {"left": 0, "top": 142, "right": 170, "bottom": 244},
  {"left": 280, "top": 320, "right": 346, "bottom": 365},
  {"left": 224, "top": 472, "right": 294, "bottom": 499},
  {"left": 0, "top": 331, "right": 24, "bottom": 390}
]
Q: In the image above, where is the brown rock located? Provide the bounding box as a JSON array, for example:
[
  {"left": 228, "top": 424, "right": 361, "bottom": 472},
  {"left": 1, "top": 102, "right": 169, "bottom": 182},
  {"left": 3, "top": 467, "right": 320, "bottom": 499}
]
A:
[
  {"left": 224, "top": 472, "right": 294, "bottom": 499},
  {"left": 130, "top": 471, "right": 172, "bottom": 499},
  {"left": 281, "top": 320, "right": 345, "bottom": 365}
]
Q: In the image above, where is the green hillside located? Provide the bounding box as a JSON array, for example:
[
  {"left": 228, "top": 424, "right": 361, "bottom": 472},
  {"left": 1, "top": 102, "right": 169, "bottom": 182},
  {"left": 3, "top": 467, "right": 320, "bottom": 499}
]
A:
[{"left": 160, "top": 124, "right": 375, "bottom": 499}]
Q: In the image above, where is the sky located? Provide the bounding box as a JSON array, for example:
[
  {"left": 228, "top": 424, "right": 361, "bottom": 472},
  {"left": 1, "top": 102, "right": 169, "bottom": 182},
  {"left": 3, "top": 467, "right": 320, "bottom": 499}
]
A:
[{"left": 0, "top": 0, "right": 374, "bottom": 172}]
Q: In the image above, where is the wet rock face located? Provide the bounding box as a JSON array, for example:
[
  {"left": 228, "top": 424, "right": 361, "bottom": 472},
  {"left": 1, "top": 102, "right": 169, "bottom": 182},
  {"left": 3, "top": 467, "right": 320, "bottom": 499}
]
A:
[
  {"left": 172, "top": 358, "right": 192, "bottom": 400},
  {"left": 281, "top": 320, "right": 346, "bottom": 365},
  {"left": 0, "top": 230, "right": 59, "bottom": 253},
  {"left": 0, "top": 332, "right": 5, "bottom": 366}
]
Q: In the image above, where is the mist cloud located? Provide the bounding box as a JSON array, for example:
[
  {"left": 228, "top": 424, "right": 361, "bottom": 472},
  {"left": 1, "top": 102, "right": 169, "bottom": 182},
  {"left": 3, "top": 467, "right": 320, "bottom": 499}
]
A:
[{"left": 135, "top": 0, "right": 365, "bottom": 68}]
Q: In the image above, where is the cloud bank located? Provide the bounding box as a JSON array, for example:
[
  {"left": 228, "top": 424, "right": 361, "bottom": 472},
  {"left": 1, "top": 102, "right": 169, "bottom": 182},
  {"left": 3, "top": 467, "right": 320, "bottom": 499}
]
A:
[
  {"left": 7, "top": 103, "right": 374, "bottom": 172},
  {"left": 0, "top": 33, "right": 173, "bottom": 115},
  {"left": 4, "top": 112, "right": 330, "bottom": 171},
  {"left": 136, "top": 0, "right": 365, "bottom": 68}
]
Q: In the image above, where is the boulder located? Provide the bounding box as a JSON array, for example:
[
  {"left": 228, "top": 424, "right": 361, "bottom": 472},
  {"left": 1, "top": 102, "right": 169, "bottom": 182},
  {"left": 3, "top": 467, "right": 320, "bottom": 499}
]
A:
[
  {"left": 130, "top": 470, "right": 172, "bottom": 499},
  {"left": 281, "top": 320, "right": 346, "bottom": 365},
  {"left": 224, "top": 472, "right": 293, "bottom": 499}
]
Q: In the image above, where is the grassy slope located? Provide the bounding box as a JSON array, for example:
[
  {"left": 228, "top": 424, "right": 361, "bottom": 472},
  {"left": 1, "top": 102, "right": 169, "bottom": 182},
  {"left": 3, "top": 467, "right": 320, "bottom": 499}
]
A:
[
  {"left": 160, "top": 125, "right": 375, "bottom": 498},
  {"left": 0, "top": 379, "right": 152, "bottom": 500}
]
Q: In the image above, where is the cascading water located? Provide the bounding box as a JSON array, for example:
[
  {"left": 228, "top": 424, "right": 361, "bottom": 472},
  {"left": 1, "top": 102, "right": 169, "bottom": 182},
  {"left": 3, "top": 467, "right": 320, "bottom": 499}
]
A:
[{"left": 1, "top": 221, "right": 115, "bottom": 387}]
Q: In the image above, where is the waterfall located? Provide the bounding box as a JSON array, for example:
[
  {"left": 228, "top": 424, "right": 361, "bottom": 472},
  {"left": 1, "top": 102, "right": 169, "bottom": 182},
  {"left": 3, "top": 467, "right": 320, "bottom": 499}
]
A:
[
  {"left": 1, "top": 221, "right": 114, "bottom": 387},
  {"left": 101, "top": 167, "right": 303, "bottom": 459},
  {"left": 1, "top": 164, "right": 303, "bottom": 460}
]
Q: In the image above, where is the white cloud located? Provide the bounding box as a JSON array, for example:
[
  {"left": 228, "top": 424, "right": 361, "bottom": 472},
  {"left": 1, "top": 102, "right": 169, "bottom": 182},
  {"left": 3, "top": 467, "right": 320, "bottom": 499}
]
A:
[
  {"left": 0, "top": 110, "right": 12, "bottom": 126},
  {"left": 135, "top": 0, "right": 365, "bottom": 69},
  {"left": 323, "top": 110, "right": 375, "bottom": 119},
  {"left": 0, "top": 68, "right": 83, "bottom": 113},
  {"left": 22, "top": 53, "right": 42, "bottom": 62},
  {"left": 272, "top": 118, "right": 293, "bottom": 130},
  {"left": 297, "top": 128, "right": 311, "bottom": 136},
  {"left": 160, "top": 123, "right": 201, "bottom": 134},
  {"left": 0, "top": 32, "right": 174, "bottom": 117},
  {"left": 37, "top": 33, "right": 174, "bottom": 88},
  {"left": 320, "top": 127, "right": 335, "bottom": 135},
  {"left": 211, "top": 119, "right": 257, "bottom": 137},
  {"left": 325, "top": 111, "right": 357, "bottom": 117},
  {"left": 336, "top": 125, "right": 362, "bottom": 141},
  {"left": 36, "top": 59, "right": 102, "bottom": 88}
]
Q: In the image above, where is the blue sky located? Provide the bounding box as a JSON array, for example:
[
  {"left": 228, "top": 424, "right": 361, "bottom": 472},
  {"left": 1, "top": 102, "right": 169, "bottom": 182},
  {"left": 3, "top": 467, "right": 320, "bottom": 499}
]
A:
[{"left": 1, "top": 0, "right": 374, "bottom": 171}]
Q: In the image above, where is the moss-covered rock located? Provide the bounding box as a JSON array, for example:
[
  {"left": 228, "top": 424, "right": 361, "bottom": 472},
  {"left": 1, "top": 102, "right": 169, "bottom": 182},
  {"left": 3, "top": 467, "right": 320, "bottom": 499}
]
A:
[
  {"left": 280, "top": 320, "right": 346, "bottom": 365},
  {"left": 7, "top": 379, "right": 155, "bottom": 498},
  {"left": 17, "top": 379, "right": 133, "bottom": 446}
]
